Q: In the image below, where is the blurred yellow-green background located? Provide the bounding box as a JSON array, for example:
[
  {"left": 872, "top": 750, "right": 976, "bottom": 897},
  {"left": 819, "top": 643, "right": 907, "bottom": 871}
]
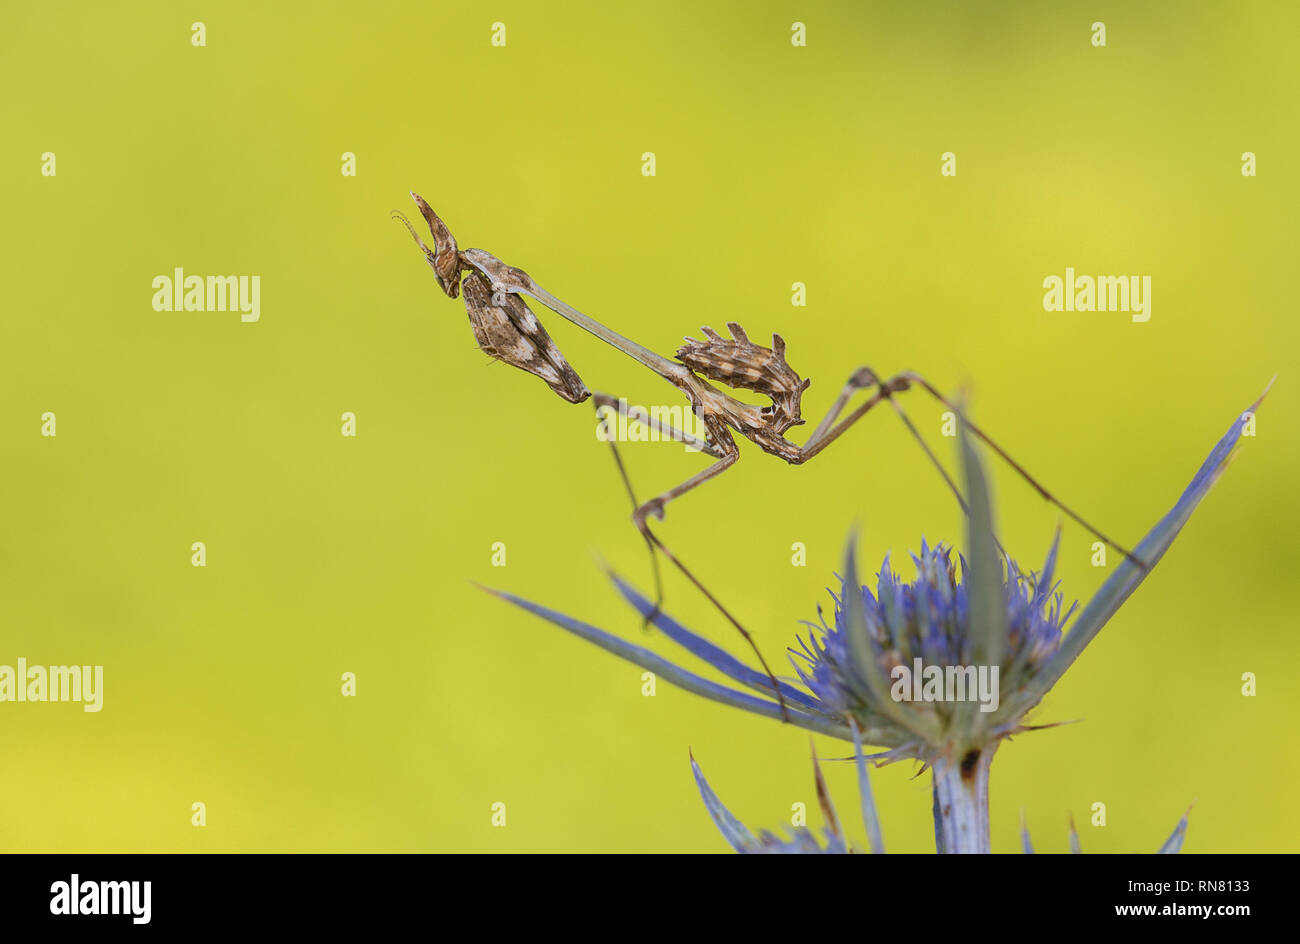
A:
[{"left": 1, "top": 1, "right": 1296, "bottom": 852}]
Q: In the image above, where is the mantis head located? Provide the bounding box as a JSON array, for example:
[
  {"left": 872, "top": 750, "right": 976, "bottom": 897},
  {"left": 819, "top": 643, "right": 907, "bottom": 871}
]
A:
[{"left": 393, "top": 192, "right": 463, "bottom": 298}]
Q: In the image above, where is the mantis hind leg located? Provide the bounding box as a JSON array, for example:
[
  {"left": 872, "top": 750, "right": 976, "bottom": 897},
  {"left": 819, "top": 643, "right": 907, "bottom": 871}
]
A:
[{"left": 592, "top": 395, "right": 791, "bottom": 720}]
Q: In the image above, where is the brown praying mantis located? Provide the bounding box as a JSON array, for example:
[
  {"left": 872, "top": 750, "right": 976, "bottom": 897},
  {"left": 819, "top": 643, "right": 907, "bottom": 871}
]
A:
[{"left": 393, "top": 191, "right": 1145, "bottom": 719}]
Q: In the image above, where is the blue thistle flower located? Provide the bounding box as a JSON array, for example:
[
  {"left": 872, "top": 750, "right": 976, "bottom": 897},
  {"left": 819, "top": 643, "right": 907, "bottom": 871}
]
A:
[
  {"left": 788, "top": 535, "right": 1072, "bottom": 758},
  {"left": 486, "top": 388, "right": 1267, "bottom": 851}
]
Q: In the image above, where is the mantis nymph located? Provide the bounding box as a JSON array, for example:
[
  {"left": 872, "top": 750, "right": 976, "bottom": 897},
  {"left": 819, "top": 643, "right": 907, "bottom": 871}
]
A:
[{"left": 394, "top": 192, "right": 1143, "bottom": 716}]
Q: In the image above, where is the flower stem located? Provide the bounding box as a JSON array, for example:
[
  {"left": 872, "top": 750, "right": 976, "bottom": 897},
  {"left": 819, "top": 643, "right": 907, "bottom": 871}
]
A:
[{"left": 932, "top": 743, "right": 996, "bottom": 854}]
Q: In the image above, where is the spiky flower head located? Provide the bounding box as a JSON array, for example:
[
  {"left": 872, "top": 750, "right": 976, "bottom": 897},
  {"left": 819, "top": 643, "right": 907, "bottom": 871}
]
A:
[{"left": 791, "top": 535, "right": 1072, "bottom": 766}]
